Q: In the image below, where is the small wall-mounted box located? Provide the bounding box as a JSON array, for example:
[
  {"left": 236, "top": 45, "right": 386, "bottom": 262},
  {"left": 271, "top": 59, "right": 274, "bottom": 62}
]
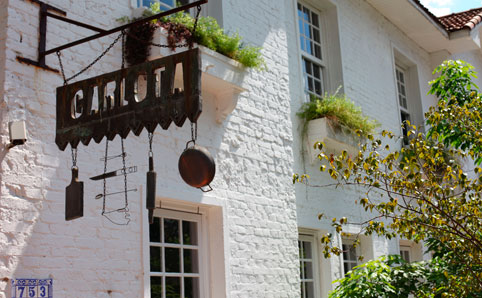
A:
[{"left": 8, "top": 120, "right": 27, "bottom": 148}]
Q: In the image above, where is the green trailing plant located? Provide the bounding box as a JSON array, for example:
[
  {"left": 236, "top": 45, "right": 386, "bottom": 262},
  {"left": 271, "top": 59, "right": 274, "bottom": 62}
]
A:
[
  {"left": 297, "top": 92, "right": 379, "bottom": 136},
  {"left": 129, "top": 2, "right": 266, "bottom": 69}
]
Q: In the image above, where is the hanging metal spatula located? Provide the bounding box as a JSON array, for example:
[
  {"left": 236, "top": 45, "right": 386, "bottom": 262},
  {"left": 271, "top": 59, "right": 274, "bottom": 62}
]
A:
[{"left": 65, "top": 167, "right": 84, "bottom": 221}]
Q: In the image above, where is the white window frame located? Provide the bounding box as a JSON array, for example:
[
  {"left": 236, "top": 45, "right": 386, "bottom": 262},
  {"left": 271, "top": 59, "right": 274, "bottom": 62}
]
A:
[
  {"left": 145, "top": 208, "right": 208, "bottom": 298},
  {"left": 299, "top": 233, "right": 321, "bottom": 298},
  {"left": 395, "top": 65, "right": 411, "bottom": 145},
  {"left": 296, "top": 1, "right": 326, "bottom": 99},
  {"left": 341, "top": 239, "right": 359, "bottom": 275}
]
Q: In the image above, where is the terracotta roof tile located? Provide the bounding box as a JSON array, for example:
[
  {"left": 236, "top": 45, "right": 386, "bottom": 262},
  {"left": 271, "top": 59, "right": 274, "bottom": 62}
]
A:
[
  {"left": 438, "top": 7, "right": 482, "bottom": 32},
  {"left": 412, "top": 0, "right": 482, "bottom": 32}
]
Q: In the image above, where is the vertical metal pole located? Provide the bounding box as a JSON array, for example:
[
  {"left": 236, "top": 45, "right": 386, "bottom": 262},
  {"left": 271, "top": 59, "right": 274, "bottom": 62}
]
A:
[{"left": 38, "top": 3, "right": 47, "bottom": 67}]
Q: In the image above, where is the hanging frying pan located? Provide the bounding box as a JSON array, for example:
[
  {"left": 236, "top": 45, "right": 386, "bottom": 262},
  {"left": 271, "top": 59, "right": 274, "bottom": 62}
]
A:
[{"left": 178, "top": 141, "right": 215, "bottom": 191}]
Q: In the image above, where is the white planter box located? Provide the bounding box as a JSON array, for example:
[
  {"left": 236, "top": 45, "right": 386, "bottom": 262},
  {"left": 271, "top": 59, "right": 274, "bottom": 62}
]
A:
[
  {"left": 150, "top": 29, "right": 247, "bottom": 123},
  {"left": 305, "top": 118, "right": 362, "bottom": 164}
]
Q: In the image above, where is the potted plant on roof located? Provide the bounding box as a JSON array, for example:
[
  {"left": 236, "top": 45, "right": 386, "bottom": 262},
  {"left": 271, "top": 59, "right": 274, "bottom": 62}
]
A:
[{"left": 297, "top": 91, "right": 379, "bottom": 164}]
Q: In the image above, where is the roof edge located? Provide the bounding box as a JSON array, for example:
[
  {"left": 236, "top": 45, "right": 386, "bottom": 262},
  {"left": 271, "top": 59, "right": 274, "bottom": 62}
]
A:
[{"left": 408, "top": 0, "right": 449, "bottom": 38}]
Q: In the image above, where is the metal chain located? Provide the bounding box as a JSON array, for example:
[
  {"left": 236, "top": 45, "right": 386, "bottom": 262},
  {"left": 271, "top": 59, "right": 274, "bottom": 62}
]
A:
[
  {"left": 56, "top": 51, "right": 67, "bottom": 85},
  {"left": 71, "top": 147, "right": 78, "bottom": 170},
  {"left": 191, "top": 5, "right": 202, "bottom": 41},
  {"left": 121, "top": 30, "right": 126, "bottom": 69},
  {"left": 148, "top": 132, "right": 154, "bottom": 157},
  {"left": 56, "top": 32, "right": 123, "bottom": 84},
  {"left": 56, "top": 5, "right": 202, "bottom": 84},
  {"left": 191, "top": 121, "right": 197, "bottom": 143},
  {"left": 102, "top": 139, "right": 109, "bottom": 215}
]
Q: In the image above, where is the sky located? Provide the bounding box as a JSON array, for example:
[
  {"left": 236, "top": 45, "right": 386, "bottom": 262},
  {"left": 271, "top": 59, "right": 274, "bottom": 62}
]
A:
[{"left": 420, "top": 0, "right": 482, "bottom": 16}]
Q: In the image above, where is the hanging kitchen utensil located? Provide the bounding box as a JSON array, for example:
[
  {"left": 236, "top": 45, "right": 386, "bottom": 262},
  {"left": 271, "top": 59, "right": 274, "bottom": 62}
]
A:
[
  {"left": 89, "top": 166, "right": 137, "bottom": 180},
  {"left": 146, "top": 132, "right": 156, "bottom": 224},
  {"left": 178, "top": 122, "right": 215, "bottom": 192},
  {"left": 65, "top": 163, "right": 83, "bottom": 220},
  {"left": 99, "top": 137, "right": 132, "bottom": 225}
]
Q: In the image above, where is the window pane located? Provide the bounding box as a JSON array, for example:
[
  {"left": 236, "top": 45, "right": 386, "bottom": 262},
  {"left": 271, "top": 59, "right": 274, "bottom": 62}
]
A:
[
  {"left": 305, "top": 38, "right": 312, "bottom": 55},
  {"left": 313, "top": 29, "right": 320, "bottom": 43},
  {"left": 303, "top": 261, "right": 313, "bottom": 279},
  {"left": 300, "top": 36, "right": 306, "bottom": 51},
  {"left": 311, "top": 12, "right": 319, "bottom": 27},
  {"left": 151, "top": 276, "right": 163, "bottom": 298},
  {"left": 304, "top": 23, "right": 311, "bottom": 38},
  {"left": 150, "top": 217, "right": 161, "bottom": 243},
  {"left": 183, "top": 221, "right": 198, "bottom": 245},
  {"left": 164, "top": 218, "right": 180, "bottom": 243},
  {"left": 299, "top": 261, "right": 304, "bottom": 279},
  {"left": 165, "top": 247, "right": 180, "bottom": 272},
  {"left": 349, "top": 246, "right": 356, "bottom": 260},
  {"left": 303, "top": 7, "right": 310, "bottom": 21},
  {"left": 306, "top": 281, "right": 314, "bottom": 298},
  {"left": 150, "top": 246, "right": 162, "bottom": 272},
  {"left": 301, "top": 282, "right": 305, "bottom": 298},
  {"left": 315, "top": 80, "right": 322, "bottom": 95},
  {"left": 314, "top": 44, "right": 321, "bottom": 60},
  {"left": 305, "top": 60, "right": 312, "bottom": 75},
  {"left": 142, "top": 0, "right": 154, "bottom": 7},
  {"left": 313, "top": 65, "right": 321, "bottom": 79},
  {"left": 185, "top": 277, "right": 200, "bottom": 298},
  {"left": 308, "top": 78, "right": 314, "bottom": 92},
  {"left": 301, "top": 241, "right": 312, "bottom": 259},
  {"left": 184, "top": 249, "right": 199, "bottom": 273},
  {"left": 165, "top": 277, "right": 181, "bottom": 298}
]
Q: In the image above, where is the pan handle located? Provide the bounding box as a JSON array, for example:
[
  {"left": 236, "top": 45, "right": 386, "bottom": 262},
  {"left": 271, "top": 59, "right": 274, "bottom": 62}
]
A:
[{"left": 198, "top": 184, "right": 213, "bottom": 193}]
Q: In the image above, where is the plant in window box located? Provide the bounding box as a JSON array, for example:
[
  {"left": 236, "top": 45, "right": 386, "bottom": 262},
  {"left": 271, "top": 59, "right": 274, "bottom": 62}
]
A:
[
  {"left": 297, "top": 92, "right": 379, "bottom": 163},
  {"left": 120, "top": 3, "right": 265, "bottom": 69}
]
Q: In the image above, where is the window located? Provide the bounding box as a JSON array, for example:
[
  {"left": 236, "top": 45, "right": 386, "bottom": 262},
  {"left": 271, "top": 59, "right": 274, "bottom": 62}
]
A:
[
  {"left": 149, "top": 210, "right": 202, "bottom": 298},
  {"left": 137, "top": 0, "right": 223, "bottom": 27},
  {"left": 396, "top": 66, "right": 410, "bottom": 144},
  {"left": 393, "top": 49, "right": 423, "bottom": 143},
  {"left": 400, "top": 246, "right": 411, "bottom": 263},
  {"left": 297, "top": 2, "right": 325, "bottom": 98},
  {"left": 342, "top": 241, "right": 358, "bottom": 275},
  {"left": 299, "top": 234, "right": 319, "bottom": 298},
  {"left": 399, "top": 240, "right": 423, "bottom": 263},
  {"left": 138, "top": 0, "right": 189, "bottom": 10}
]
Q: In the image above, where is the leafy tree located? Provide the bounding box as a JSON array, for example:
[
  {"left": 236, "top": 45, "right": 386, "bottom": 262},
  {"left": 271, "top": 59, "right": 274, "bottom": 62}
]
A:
[
  {"left": 330, "top": 239, "right": 482, "bottom": 298},
  {"left": 328, "top": 254, "right": 444, "bottom": 298},
  {"left": 294, "top": 60, "right": 482, "bottom": 296}
]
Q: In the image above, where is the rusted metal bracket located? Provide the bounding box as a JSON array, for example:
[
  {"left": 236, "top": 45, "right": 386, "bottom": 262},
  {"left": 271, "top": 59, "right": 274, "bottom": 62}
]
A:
[
  {"left": 55, "top": 48, "right": 202, "bottom": 150},
  {"left": 16, "top": 0, "right": 207, "bottom": 73}
]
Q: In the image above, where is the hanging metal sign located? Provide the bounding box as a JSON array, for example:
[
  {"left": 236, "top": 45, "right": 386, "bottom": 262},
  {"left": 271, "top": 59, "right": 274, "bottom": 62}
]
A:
[{"left": 55, "top": 48, "right": 202, "bottom": 150}]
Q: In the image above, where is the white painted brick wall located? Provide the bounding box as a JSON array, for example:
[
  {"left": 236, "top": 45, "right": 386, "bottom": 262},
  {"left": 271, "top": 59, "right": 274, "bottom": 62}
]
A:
[
  {"left": 3, "top": 0, "right": 482, "bottom": 297},
  {"left": 1, "top": 0, "right": 299, "bottom": 297}
]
